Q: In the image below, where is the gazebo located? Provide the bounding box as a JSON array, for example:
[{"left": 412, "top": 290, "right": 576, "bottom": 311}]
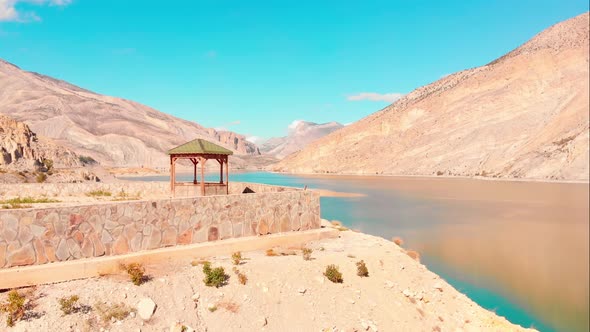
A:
[{"left": 168, "top": 139, "right": 233, "bottom": 196}]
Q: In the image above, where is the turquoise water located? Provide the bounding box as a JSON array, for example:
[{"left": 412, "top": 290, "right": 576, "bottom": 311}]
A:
[{"left": 127, "top": 171, "right": 589, "bottom": 332}]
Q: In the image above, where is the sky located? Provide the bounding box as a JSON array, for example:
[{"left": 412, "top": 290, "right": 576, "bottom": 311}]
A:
[{"left": 0, "top": 1, "right": 588, "bottom": 142}]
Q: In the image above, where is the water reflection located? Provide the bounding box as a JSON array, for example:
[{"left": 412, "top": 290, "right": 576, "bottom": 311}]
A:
[{"left": 127, "top": 172, "right": 589, "bottom": 332}]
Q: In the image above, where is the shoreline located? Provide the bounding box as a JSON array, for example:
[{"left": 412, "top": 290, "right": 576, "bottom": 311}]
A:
[{"left": 267, "top": 170, "right": 590, "bottom": 185}]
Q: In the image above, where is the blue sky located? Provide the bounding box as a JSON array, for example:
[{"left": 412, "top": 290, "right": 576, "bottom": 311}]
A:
[{"left": 0, "top": 1, "right": 588, "bottom": 141}]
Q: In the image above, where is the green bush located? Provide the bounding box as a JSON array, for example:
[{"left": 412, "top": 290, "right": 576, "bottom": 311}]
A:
[
  {"left": 324, "top": 264, "right": 343, "bottom": 283},
  {"left": 203, "top": 262, "right": 229, "bottom": 288}
]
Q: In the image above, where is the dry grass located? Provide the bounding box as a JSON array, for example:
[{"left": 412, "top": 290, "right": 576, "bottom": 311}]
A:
[
  {"left": 302, "top": 248, "right": 313, "bottom": 261},
  {"left": 324, "top": 264, "right": 343, "bottom": 283},
  {"left": 191, "top": 260, "right": 209, "bottom": 266},
  {"left": 86, "top": 190, "right": 112, "bottom": 197},
  {"left": 217, "top": 301, "right": 240, "bottom": 313},
  {"left": 356, "top": 260, "right": 369, "bottom": 277},
  {"left": 0, "top": 290, "right": 26, "bottom": 327},
  {"left": 406, "top": 250, "right": 421, "bottom": 262},
  {"left": 231, "top": 252, "right": 242, "bottom": 265},
  {"left": 0, "top": 196, "right": 60, "bottom": 209},
  {"left": 331, "top": 220, "right": 343, "bottom": 227},
  {"left": 58, "top": 295, "right": 80, "bottom": 315},
  {"left": 121, "top": 263, "right": 148, "bottom": 286},
  {"left": 94, "top": 302, "right": 134, "bottom": 323},
  {"left": 232, "top": 267, "right": 248, "bottom": 285}
]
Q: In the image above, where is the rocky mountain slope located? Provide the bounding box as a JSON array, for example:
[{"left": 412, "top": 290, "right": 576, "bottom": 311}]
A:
[
  {"left": 274, "top": 12, "right": 590, "bottom": 181},
  {"left": 0, "top": 114, "right": 80, "bottom": 170},
  {"left": 0, "top": 61, "right": 260, "bottom": 168},
  {"left": 261, "top": 121, "right": 344, "bottom": 159}
]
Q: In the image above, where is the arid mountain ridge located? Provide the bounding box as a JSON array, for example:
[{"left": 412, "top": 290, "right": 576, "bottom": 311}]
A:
[
  {"left": 0, "top": 114, "right": 80, "bottom": 170},
  {"left": 274, "top": 12, "right": 590, "bottom": 181},
  {"left": 0, "top": 59, "right": 260, "bottom": 168}
]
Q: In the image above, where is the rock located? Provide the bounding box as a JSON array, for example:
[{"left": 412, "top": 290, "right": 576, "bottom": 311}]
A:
[
  {"left": 402, "top": 289, "right": 412, "bottom": 297},
  {"left": 384, "top": 280, "right": 395, "bottom": 289},
  {"left": 433, "top": 282, "right": 444, "bottom": 292},
  {"left": 260, "top": 316, "right": 268, "bottom": 327},
  {"left": 297, "top": 287, "right": 307, "bottom": 294},
  {"left": 136, "top": 298, "right": 157, "bottom": 320}
]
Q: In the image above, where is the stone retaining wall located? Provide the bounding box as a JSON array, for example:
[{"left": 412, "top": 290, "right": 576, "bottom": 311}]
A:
[{"left": 0, "top": 187, "right": 320, "bottom": 269}]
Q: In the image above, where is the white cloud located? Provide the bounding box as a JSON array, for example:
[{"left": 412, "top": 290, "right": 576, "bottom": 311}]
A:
[
  {"left": 287, "top": 120, "right": 303, "bottom": 131},
  {"left": 0, "top": 0, "right": 71, "bottom": 22},
  {"left": 246, "top": 136, "right": 265, "bottom": 144},
  {"left": 347, "top": 92, "right": 404, "bottom": 103}
]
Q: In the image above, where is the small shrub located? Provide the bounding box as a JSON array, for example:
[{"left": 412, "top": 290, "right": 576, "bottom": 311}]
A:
[
  {"left": 302, "top": 248, "right": 313, "bottom": 261},
  {"left": 36, "top": 173, "right": 47, "bottom": 183},
  {"left": 202, "top": 262, "right": 229, "bottom": 288},
  {"left": 208, "top": 305, "right": 218, "bottom": 312},
  {"left": 347, "top": 254, "right": 356, "bottom": 258},
  {"left": 79, "top": 155, "right": 97, "bottom": 165},
  {"left": 232, "top": 267, "right": 248, "bottom": 285},
  {"left": 42, "top": 158, "right": 54, "bottom": 172},
  {"left": 324, "top": 264, "right": 343, "bottom": 283},
  {"left": 122, "top": 263, "right": 147, "bottom": 286},
  {"left": 392, "top": 237, "right": 404, "bottom": 246},
  {"left": 0, "top": 290, "right": 26, "bottom": 327},
  {"left": 356, "top": 260, "right": 369, "bottom": 277},
  {"left": 231, "top": 252, "right": 242, "bottom": 265},
  {"left": 265, "top": 249, "right": 277, "bottom": 256},
  {"left": 436, "top": 171, "right": 444, "bottom": 176},
  {"left": 86, "top": 190, "right": 112, "bottom": 197},
  {"left": 406, "top": 250, "right": 421, "bottom": 262},
  {"left": 217, "top": 301, "right": 239, "bottom": 313},
  {"left": 94, "top": 302, "right": 134, "bottom": 323},
  {"left": 58, "top": 295, "right": 80, "bottom": 315}
]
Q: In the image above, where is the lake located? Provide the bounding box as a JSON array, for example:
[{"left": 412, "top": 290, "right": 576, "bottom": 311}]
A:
[{"left": 127, "top": 172, "right": 589, "bottom": 332}]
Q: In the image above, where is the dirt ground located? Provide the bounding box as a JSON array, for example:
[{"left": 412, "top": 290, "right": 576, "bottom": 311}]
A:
[{"left": 0, "top": 223, "right": 533, "bottom": 332}]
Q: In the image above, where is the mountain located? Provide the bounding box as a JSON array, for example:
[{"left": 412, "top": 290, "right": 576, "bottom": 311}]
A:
[
  {"left": 274, "top": 12, "right": 590, "bottom": 181},
  {"left": 0, "top": 114, "right": 106, "bottom": 183},
  {"left": 0, "top": 60, "right": 260, "bottom": 168},
  {"left": 261, "top": 121, "right": 344, "bottom": 159},
  {"left": 0, "top": 114, "right": 80, "bottom": 170}
]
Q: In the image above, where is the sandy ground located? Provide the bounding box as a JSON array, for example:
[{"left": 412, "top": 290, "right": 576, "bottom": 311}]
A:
[{"left": 0, "top": 222, "right": 532, "bottom": 332}]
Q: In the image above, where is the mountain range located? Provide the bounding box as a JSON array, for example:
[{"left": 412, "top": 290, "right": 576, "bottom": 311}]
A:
[
  {"left": 0, "top": 60, "right": 260, "bottom": 169},
  {"left": 274, "top": 12, "right": 590, "bottom": 181}
]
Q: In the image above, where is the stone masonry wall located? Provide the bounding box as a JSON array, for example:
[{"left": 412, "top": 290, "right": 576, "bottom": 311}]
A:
[{"left": 0, "top": 189, "right": 320, "bottom": 269}]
